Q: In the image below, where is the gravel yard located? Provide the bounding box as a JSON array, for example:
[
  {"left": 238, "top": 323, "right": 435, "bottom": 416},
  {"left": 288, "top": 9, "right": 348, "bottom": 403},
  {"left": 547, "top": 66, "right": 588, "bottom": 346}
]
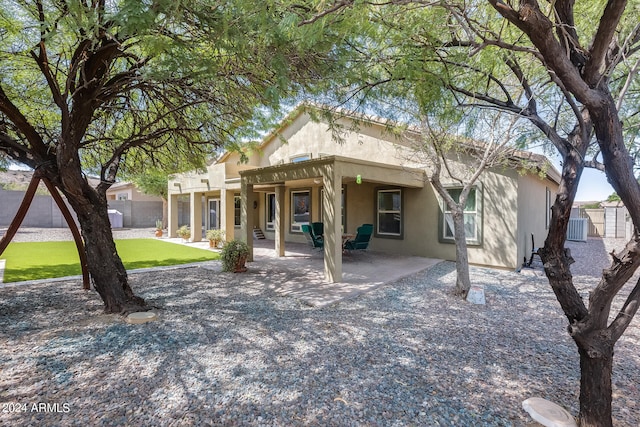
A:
[{"left": 0, "top": 232, "right": 639, "bottom": 426}]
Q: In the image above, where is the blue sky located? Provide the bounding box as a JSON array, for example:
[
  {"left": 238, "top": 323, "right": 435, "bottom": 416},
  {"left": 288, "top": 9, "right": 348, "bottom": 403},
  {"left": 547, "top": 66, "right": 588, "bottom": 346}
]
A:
[{"left": 575, "top": 168, "right": 614, "bottom": 202}]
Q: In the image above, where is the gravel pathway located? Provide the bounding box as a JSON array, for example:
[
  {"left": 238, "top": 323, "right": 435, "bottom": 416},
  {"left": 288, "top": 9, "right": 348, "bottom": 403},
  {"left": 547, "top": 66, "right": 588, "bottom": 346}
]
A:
[{"left": 0, "top": 233, "right": 639, "bottom": 426}]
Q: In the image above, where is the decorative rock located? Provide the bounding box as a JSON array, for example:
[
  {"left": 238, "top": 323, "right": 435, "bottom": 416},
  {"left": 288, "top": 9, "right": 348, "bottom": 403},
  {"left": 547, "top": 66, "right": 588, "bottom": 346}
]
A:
[
  {"left": 466, "top": 284, "right": 486, "bottom": 305},
  {"left": 126, "top": 311, "right": 158, "bottom": 324},
  {"left": 522, "top": 397, "right": 577, "bottom": 427}
]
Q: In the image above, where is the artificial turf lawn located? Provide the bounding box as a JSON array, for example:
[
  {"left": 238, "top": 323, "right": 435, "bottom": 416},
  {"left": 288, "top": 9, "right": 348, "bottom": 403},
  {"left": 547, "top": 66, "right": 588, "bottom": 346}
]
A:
[{"left": 0, "top": 239, "right": 219, "bottom": 283}]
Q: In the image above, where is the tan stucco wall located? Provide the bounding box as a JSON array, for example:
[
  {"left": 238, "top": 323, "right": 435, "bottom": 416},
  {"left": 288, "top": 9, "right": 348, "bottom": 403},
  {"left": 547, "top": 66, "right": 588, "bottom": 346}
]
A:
[
  {"left": 169, "top": 109, "right": 558, "bottom": 270},
  {"left": 264, "top": 114, "right": 405, "bottom": 167},
  {"left": 517, "top": 173, "right": 558, "bottom": 265},
  {"left": 359, "top": 167, "right": 521, "bottom": 269},
  {"left": 248, "top": 165, "right": 524, "bottom": 270}
]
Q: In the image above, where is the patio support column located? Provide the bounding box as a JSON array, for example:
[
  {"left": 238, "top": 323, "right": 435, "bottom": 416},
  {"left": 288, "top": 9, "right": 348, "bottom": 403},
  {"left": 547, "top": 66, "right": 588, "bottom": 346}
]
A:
[
  {"left": 323, "top": 166, "right": 342, "bottom": 282},
  {"left": 241, "top": 178, "right": 255, "bottom": 262},
  {"left": 168, "top": 193, "right": 179, "bottom": 237},
  {"left": 190, "top": 192, "right": 202, "bottom": 242},
  {"left": 222, "top": 189, "right": 236, "bottom": 240},
  {"left": 275, "top": 185, "right": 285, "bottom": 257}
]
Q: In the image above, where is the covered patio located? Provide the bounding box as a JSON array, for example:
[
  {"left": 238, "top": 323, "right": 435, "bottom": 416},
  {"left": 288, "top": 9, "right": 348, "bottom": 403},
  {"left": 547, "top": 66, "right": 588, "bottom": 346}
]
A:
[
  {"left": 239, "top": 155, "right": 426, "bottom": 283},
  {"left": 229, "top": 239, "right": 441, "bottom": 307}
]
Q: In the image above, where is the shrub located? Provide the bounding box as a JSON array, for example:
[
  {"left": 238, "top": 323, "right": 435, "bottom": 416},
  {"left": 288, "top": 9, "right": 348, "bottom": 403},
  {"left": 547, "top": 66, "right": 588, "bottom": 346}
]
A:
[
  {"left": 220, "top": 239, "right": 249, "bottom": 272},
  {"left": 176, "top": 225, "right": 191, "bottom": 239},
  {"left": 205, "top": 229, "right": 225, "bottom": 247}
]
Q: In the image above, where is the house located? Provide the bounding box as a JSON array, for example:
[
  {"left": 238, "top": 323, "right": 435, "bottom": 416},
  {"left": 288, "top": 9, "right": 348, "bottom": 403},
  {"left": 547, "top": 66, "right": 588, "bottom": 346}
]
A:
[
  {"left": 105, "top": 182, "right": 165, "bottom": 228},
  {"left": 106, "top": 181, "right": 162, "bottom": 202},
  {"left": 168, "top": 105, "right": 560, "bottom": 281}
]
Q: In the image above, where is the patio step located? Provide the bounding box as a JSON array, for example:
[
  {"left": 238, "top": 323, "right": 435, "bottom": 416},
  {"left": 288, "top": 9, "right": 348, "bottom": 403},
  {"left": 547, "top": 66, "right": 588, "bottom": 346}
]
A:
[{"left": 253, "top": 228, "right": 266, "bottom": 240}]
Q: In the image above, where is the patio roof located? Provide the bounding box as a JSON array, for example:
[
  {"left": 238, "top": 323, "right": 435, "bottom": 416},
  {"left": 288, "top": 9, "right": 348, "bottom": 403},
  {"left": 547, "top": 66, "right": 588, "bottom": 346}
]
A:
[{"left": 239, "top": 155, "right": 425, "bottom": 188}]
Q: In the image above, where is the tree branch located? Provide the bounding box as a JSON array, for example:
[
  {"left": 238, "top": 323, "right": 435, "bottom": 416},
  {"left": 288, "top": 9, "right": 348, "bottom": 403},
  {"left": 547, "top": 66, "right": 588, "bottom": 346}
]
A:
[
  {"left": 583, "top": 0, "right": 628, "bottom": 84},
  {"left": 609, "top": 276, "right": 640, "bottom": 341}
]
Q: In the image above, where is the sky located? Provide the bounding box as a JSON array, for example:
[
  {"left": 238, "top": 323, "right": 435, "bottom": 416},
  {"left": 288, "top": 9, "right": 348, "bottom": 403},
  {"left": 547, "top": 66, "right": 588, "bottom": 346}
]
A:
[{"left": 574, "top": 167, "right": 614, "bottom": 202}]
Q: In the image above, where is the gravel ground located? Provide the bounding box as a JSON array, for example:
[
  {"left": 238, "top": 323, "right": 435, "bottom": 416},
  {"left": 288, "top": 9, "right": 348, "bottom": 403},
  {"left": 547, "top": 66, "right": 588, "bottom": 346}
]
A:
[{"left": 0, "top": 232, "right": 639, "bottom": 426}]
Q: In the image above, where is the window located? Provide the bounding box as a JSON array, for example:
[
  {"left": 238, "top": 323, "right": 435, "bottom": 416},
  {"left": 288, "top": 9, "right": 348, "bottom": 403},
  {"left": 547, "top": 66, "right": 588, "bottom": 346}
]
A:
[
  {"left": 290, "top": 154, "right": 311, "bottom": 163},
  {"left": 208, "top": 199, "right": 220, "bottom": 229},
  {"left": 545, "top": 187, "right": 552, "bottom": 229},
  {"left": 234, "top": 195, "right": 241, "bottom": 227},
  {"left": 117, "top": 193, "right": 128, "bottom": 201},
  {"left": 291, "top": 190, "right": 310, "bottom": 232},
  {"left": 266, "top": 193, "right": 276, "bottom": 231},
  {"left": 377, "top": 189, "right": 402, "bottom": 237},
  {"left": 441, "top": 187, "right": 481, "bottom": 244}
]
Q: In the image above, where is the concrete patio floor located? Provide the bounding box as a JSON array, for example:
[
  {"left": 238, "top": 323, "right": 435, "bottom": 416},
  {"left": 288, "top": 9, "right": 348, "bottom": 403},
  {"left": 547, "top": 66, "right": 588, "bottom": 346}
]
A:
[{"left": 171, "top": 237, "right": 442, "bottom": 308}]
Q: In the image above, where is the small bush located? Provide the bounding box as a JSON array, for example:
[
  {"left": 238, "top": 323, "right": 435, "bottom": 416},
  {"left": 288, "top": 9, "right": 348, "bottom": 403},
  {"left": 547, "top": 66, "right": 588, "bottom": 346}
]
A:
[
  {"left": 220, "top": 239, "right": 250, "bottom": 272},
  {"left": 177, "top": 225, "right": 191, "bottom": 239},
  {"left": 206, "top": 229, "right": 225, "bottom": 247}
]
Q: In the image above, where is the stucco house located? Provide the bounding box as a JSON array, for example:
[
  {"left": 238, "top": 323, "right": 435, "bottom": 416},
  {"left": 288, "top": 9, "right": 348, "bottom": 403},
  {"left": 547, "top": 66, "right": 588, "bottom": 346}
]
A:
[
  {"left": 106, "top": 181, "right": 163, "bottom": 202},
  {"left": 168, "top": 105, "right": 559, "bottom": 282}
]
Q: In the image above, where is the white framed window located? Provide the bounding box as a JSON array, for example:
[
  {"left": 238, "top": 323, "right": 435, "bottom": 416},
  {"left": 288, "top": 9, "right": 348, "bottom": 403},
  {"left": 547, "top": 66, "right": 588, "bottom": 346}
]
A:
[
  {"left": 117, "top": 193, "right": 128, "bottom": 201},
  {"left": 441, "top": 187, "right": 481, "bottom": 244},
  {"left": 377, "top": 189, "right": 402, "bottom": 237},
  {"left": 234, "top": 195, "right": 241, "bottom": 227},
  {"left": 291, "top": 190, "right": 310, "bottom": 232},
  {"left": 266, "top": 193, "right": 276, "bottom": 231}
]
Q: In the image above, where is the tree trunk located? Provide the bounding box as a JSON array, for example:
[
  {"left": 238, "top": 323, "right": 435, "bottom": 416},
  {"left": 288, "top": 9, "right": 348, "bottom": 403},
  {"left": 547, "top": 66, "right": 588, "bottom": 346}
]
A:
[
  {"left": 452, "top": 208, "right": 471, "bottom": 297},
  {"left": 577, "top": 346, "right": 614, "bottom": 427},
  {"left": 60, "top": 178, "right": 146, "bottom": 314}
]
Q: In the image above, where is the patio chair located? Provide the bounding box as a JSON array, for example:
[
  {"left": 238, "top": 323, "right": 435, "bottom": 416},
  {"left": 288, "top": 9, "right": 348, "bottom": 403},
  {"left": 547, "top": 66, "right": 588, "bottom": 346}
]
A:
[
  {"left": 311, "top": 222, "right": 324, "bottom": 238},
  {"left": 302, "top": 224, "right": 323, "bottom": 249},
  {"left": 344, "top": 224, "right": 373, "bottom": 252}
]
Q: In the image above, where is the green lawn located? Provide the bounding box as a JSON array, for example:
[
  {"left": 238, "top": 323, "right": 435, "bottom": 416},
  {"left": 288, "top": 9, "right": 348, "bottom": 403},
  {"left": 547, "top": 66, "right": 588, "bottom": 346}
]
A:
[{"left": 1, "top": 239, "right": 219, "bottom": 283}]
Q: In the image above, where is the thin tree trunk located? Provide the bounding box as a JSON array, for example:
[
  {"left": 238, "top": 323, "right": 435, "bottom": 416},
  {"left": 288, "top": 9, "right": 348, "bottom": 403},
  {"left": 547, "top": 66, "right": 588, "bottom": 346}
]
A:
[{"left": 452, "top": 208, "right": 471, "bottom": 296}]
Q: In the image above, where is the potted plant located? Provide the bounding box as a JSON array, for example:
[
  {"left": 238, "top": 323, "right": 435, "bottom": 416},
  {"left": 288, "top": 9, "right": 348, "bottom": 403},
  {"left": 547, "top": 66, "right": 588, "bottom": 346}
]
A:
[
  {"left": 155, "top": 219, "right": 163, "bottom": 238},
  {"left": 220, "top": 239, "right": 250, "bottom": 273},
  {"left": 205, "top": 228, "right": 225, "bottom": 248},
  {"left": 176, "top": 225, "right": 191, "bottom": 241}
]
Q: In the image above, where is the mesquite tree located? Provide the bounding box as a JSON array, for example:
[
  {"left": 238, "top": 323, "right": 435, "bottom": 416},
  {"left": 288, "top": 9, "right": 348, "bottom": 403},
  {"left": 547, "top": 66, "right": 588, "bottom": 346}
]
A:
[
  {"left": 0, "top": 0, "right": 335, "bottom": 313},
  {"left": 296, "top": 1, "right": 640, "bottom": 425},
  {"left": 408, "top": 113, "right": 529, "bottom": 297}
]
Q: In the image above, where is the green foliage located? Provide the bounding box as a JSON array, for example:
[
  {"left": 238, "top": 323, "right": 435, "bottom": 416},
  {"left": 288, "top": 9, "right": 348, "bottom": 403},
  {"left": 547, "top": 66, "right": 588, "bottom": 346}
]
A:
[
  {"left": 607, "top": 192, "right": 621, "bottom": 203},
  {"left": 205, "top": 229, "right": 225, "bottom": 246},
  {"left": 0, "top": 0, "right": 341, "bottom": 177},
  {"left": 220, "top": 239, "right": 249, "bottom": 272},
  {"left": 131, "top": 169, "right": 170, "bottom": 200},
  {"left": 176, "top": 225, "right": 191, "bottom": 240}
]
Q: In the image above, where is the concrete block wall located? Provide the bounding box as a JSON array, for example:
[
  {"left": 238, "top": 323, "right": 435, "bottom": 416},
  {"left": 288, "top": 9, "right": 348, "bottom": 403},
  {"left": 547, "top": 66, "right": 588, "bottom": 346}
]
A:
[
  {"left": 107, "top": 200, "right": 163, "bottom": 228},
  {"left": 0, "top": 187, "right": 162, "bottom": 229},
  {"left": 0, "top": 187, "right": 77, "bottom": 227}
]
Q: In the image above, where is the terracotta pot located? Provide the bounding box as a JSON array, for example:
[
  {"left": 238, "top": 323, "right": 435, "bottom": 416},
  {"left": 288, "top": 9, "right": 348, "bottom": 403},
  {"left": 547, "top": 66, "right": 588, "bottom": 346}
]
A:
[{"left": 155, "top": 229, "right": 163, "bottom": 237}]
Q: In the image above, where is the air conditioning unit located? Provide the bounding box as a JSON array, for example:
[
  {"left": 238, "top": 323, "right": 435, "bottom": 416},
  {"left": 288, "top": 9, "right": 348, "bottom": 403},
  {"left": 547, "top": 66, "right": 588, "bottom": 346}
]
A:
[{"left": 567, "top": 218, "right": 588, "bottom": 242}]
